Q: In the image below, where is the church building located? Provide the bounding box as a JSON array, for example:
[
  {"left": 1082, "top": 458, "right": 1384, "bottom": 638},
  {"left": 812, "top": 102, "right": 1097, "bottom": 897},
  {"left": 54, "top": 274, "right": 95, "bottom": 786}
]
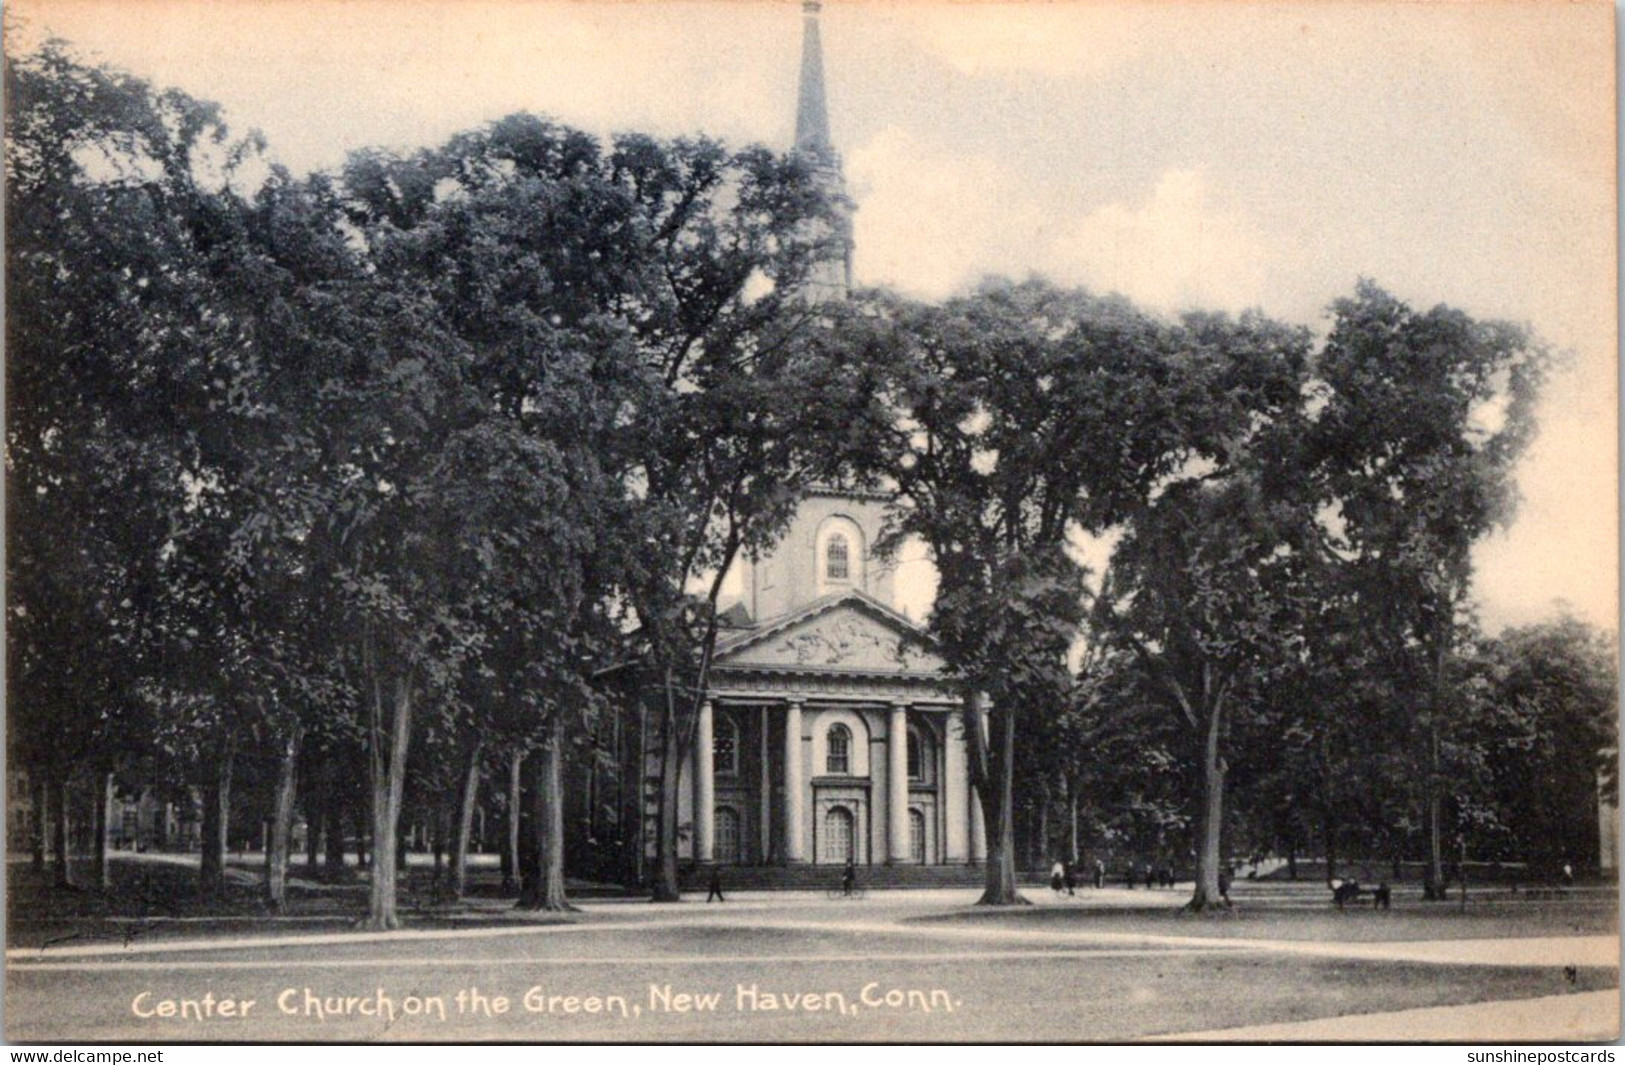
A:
[{"left": 658, "top": 1, "right": 986, "bottom": 875}]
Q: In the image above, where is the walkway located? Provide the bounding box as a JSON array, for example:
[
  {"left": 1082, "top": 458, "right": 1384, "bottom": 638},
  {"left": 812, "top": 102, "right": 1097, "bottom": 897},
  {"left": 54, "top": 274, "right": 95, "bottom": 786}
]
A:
[{"left": 1162, "top": 989, "right": 1620, "bottom": 1042}]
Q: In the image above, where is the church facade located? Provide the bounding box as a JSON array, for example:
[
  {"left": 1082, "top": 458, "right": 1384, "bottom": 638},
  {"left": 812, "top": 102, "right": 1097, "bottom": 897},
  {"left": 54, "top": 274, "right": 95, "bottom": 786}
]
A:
[{"left": 656, "top": 2, "right": 985, "bottom": 871}]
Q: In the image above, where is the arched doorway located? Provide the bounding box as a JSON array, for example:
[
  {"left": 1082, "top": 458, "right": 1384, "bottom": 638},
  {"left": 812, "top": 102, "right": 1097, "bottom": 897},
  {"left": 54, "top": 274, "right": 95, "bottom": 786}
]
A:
[
  {"left": 715, "top": 806, "right": 741, "bottom": 864},
  {"left": 823, "top": 806, "right": 854, "bottom": 864}
]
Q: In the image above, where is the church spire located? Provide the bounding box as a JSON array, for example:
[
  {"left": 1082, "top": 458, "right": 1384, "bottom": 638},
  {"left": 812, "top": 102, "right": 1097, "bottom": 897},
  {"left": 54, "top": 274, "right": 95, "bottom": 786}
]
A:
[
  {"left": 794, "top": 0, "right": 834, "bottom": 160},
  {"left": 790, "top": 0, "right": 852, "bottom": 302}
]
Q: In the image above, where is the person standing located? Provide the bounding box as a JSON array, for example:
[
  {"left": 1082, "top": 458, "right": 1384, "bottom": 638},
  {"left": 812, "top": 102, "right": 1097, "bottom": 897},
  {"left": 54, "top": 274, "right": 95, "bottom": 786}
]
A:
[
  {"left": 1093, "top": 858, "right": 1105, "bottom": 890},
  {"left": 1062, "top": 861, "right": 1077, "bottom": 896},
  {"left": 706, "top": 866, "right": 725, "bottom": 903},
  {"left": 1050, "top": 860, "right": 1065, "bottom": 894},
  {"left": 842, "top": 857, "right": 857, "bottom": 897}
]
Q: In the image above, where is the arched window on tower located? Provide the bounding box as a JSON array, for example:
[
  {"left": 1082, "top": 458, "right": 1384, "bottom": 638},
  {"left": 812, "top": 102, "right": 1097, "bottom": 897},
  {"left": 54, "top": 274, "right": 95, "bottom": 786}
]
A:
[
  {"left": 826, "top": 724, "right": 851, "bottom": 775},
  {"left": 826, "top": 534, "right": 850, "bottom": 582}
]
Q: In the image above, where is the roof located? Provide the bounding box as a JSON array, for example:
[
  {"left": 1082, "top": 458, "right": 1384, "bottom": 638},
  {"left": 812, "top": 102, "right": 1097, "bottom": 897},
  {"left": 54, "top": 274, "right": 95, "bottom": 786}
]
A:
[{"left": 713, "top": 587, "right": 935, "bottom": 667}]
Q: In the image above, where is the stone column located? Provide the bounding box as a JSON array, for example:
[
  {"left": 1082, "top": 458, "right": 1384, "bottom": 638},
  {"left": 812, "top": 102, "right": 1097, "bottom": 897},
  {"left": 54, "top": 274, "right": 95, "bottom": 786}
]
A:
[
  {"left": 783, "top": 699, "right": 806, "bottom": 863},
  {"left": 694, "top": 699, "right": 715, "bottom": 863},
  {"left": 944, "top": 708, "right": 969, "bottom": 862},
  {"left": 759, "top": 705, "right": 772, "bottom": 862},
  {"left": 888, "top": 702, "right": 910, "bottom": 862}
]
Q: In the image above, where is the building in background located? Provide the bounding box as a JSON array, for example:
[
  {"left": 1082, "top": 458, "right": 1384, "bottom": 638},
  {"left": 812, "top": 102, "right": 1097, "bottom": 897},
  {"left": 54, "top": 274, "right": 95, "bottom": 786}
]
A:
[{"left": 646, "top": 2, "right": 984, "bottom": 876}]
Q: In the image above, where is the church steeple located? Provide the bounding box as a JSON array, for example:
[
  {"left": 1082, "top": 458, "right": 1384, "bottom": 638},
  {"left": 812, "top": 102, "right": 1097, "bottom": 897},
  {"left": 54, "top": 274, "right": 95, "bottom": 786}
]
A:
[
  {"left": 791, "top": 0, "right": 853, "bottom": 302},
  {"left": 794, "top": 0, "right": 834, "bottom": 160}
]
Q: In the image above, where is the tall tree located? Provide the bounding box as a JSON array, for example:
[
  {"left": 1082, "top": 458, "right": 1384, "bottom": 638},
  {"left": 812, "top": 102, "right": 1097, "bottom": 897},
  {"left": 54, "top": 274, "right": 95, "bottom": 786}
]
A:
[
  {"left": 603, "top": 137, "right": 879, "bottom": 902},
  {"left": 1309, "top": 280, "right": 1551, "bottom": 897},
  {"left": 861, "top": 281, "right": 1290, "bottom": 904}
]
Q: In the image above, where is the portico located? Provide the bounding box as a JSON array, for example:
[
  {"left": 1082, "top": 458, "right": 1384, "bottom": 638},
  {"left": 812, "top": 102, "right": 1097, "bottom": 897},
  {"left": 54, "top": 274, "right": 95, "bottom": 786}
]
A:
[{"left": 673, "top": 584, "right": 986, "bottom": 869}]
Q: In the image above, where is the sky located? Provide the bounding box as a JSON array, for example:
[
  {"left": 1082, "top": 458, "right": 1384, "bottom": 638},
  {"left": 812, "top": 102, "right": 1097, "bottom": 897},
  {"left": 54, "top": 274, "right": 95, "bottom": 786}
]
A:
[{"left": 8, "top": 0, "right": 1617, "bottom": 633}]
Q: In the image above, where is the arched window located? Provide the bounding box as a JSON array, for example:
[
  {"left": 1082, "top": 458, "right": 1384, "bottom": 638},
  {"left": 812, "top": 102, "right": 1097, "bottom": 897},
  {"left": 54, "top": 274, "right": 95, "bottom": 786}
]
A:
[
  {"left": 713, "top": 714, "right": 738, "bottom": 777},
  {"left": 824, "top": 806, "right": 854, "bottom": 863},
  {"left": 826, "top": 724, "right": 851, "bottom": 775},
  {"left": 715, "top": 807, "right": 741, "bottom": 864},
  {"left": 816, "top": 518, "right": 865, "bottom": 597},
  {"left": 908, "top": 808, "right": 926, "bottom": 863},
  {"left": 907, "top": 729, "right": 922, "bottom": 780},
  {"left": 826, "top": 534, "right": 850, "bottom": 581}
]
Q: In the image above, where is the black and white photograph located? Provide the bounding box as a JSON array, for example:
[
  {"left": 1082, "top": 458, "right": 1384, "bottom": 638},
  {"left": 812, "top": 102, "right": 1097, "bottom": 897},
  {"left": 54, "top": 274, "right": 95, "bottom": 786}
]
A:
[{"left": 2, "top": 0, "right": 1618, "bottom": 1045}]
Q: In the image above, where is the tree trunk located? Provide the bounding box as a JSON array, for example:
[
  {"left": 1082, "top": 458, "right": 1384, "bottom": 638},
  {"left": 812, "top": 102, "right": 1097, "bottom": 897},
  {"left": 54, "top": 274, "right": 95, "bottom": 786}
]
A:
[
  {"left": 1067, "top": 780, "right": 1080, "bottom": 866},
  {"left": 977, "top": 706, "right": 1027, "bottom": 906},
  {"left": 324, "top": 772, "right": 348, "bottom": 875},
  {"left": 52, "top": 776, "right": 71, "bottom": 889},
  {"left": 304, "top": 796, "right": 322, "bottom": 873},
  {"left": 450, "top": 742, "right": 483, "bottom": 900},
  {"left": 304, "top": 749, "right": 324, "bottom": 872},
  {"left": 265, "top": 723, "right": 304, "bottom": 912},
  {"left": 353, "top": 805, "right": 368, "bottom": 869},
  {"left": 502, "top": 750, "right": 523, "bottom": 894},
  {"left": 431, "top": 803, "right": 445, "bottom": 886},
  {"left": 1424, "top": 719, "right": 1446, "bottom": 899},
  {"left": 1422, "top": 619, "right": 1451, "bottom": 901},
  {"left": 651, "top": 685, "right": 683, "bottom": 902},
  {"left": 93, "top": 770, "right": 114, "bottom": 891},
  {"left": 1187, "top": 703, "right": 1228, "bottom": 912},
  {"left": 363, "top": 672, "right": 413, "bottom": 930},
  {"left": 1035, "top": 785, "right": 1049, "bottom": 871},
  {"left": 199, "top": 752, "right": 234, "bottom": 896},
  {"left": 627, "top": 699, "right": 647, "bottom": 889},
  {"left": 519, "top": 718, "right": 578, "bottom": 912},
  {"left": 31, "top": 773, "right": 47, "bottom": 873},
  {"left": 1323, "top": 810, "right": 1339, "bottom": 888}
]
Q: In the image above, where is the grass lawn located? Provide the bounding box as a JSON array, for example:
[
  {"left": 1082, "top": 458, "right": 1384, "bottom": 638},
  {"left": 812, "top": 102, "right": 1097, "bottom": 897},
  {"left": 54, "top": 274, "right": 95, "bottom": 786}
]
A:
[
  {"left": 918, "top": 891, "right": 1619, "bottom": 943},
  {"left": 5, "top": 858, "right": 1619, "bottom": 1042}
]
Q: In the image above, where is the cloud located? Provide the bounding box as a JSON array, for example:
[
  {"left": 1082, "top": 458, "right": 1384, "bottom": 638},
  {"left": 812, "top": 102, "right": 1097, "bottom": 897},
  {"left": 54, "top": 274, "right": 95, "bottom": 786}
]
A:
[
  {"left": 1050, "top": 169, "right": 1269, "bottom": 314},
  {"left": 847, "top": 126, "right": 1045, "bottom": 298},
  {"left": 850, "top": 132, "right": 1269, "bottom": 317}
]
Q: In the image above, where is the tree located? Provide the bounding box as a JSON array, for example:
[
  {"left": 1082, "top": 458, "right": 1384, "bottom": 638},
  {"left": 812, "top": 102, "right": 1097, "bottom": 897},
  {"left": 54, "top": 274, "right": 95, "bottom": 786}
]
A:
[
  {"left": 1474, "top": 616, "right": 1618, "bottom": 870},
  {"left": 1104, "top": 473, "right": 1315, "bottom": 909},
  {"left": 6, "top": 40, "right": 270, "bottom": 895},
  {"left": 1309, "top": 280, "right": 1551, "bottom": 897},
  {"left": 602, "top": 137, "right": 881, "bottom": 901},
  {"left": 861, "top": 281, "right": 1283, "bottom": 904}
]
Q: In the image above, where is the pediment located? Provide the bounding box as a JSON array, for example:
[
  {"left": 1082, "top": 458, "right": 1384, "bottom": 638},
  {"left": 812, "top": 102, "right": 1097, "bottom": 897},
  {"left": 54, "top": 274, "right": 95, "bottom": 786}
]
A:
[{"left": 715, "top": 594, "right": 945, "bottom": 677}]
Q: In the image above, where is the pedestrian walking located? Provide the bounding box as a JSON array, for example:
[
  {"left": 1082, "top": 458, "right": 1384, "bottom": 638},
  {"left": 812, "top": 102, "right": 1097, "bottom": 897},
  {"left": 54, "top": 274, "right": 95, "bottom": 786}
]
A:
[
  {"left": 706, "top": 866, "right": 725, "bottom": 903},
  {"left": 1144, "top": 864, "right": 1156, "bottom": 890},
  {"left": 1093, "top": 859, "right": 1105, "bottom": 890},
  {"left": 842, "top": 857, "right": 857, "bottom": 897},
  {"left": 1050, "top": 860, "right": 1065, "bottom": 894},
  {"left": 1218, "top": 866, "right": 1232, "bottom": 905},
  {"left": 1562, "top": 861, "right": 1575, "bottom": 889},
  {"left": 1062, "top": 861, "right": 1077, "bottom": 896}
]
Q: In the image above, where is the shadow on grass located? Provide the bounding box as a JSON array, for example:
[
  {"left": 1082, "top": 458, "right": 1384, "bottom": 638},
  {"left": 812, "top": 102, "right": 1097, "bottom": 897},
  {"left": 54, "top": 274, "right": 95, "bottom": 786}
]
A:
[{"left": 6, "top": 857, "right": 588, "bottom": 950}]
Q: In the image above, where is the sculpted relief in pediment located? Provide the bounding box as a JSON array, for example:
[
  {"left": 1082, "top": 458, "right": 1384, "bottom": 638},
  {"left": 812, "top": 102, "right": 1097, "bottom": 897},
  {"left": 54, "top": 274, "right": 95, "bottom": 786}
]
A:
[{"left": 727, "top": 609, "right": 943, "bottom": 674}]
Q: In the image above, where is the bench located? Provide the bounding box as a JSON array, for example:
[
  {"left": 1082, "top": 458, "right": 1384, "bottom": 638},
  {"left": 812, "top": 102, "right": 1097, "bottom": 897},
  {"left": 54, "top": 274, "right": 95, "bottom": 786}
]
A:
[{"left": 1331, "top": 880, "right": 1391, "bottom": 910}]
